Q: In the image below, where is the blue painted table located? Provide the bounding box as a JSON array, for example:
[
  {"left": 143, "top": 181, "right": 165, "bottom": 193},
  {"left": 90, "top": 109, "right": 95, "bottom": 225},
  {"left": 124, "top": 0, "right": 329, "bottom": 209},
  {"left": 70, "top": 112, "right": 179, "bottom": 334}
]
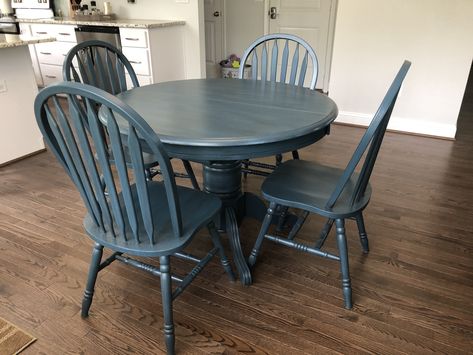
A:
[{"left": 113, "top": 78, "right": 338, "bottom": 284}]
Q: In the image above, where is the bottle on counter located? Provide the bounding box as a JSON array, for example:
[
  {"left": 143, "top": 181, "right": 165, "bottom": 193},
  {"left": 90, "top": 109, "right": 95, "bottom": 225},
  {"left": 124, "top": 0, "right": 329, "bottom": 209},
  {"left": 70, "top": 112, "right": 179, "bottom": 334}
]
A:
[
  {"left": 81, "top": 4, "right": 89, "bottom": 15},
  {"left": 103, "top": 1, "right": 112, "bottom": 15}
]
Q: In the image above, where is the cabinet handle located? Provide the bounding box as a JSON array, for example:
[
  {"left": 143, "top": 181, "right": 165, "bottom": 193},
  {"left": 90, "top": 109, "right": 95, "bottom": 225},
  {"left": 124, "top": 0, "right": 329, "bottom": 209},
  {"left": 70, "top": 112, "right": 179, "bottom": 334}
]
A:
[
  {"left": 125, "top": 37, "right": 140, "bottom": 41},
  {"left": 58, "top": 32, "right": 71, "bottom": 35},
  {"left": 36, "top": 31, "right": 48, "bottom": 34},
  {"left": 45, "top": 75, "right": 57, "bottom": 78},
  {"left": 129, "top": 61, "right": 142, "bottom": 64},
  {"left": 40, "top": 52, "right": 52, "bottom": 55}
]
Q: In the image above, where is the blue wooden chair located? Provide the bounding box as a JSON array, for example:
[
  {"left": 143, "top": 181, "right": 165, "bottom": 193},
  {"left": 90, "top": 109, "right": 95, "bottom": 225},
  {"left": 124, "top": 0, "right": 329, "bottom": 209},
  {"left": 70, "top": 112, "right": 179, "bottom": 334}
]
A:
[
  {"left": 34, "top": 81, "right": 235, "bottom": 354},
  {"left": 248, "top": 61, "right": 411, "bottom": 309},
  {"left": 63, "top": 40, "right": 200, "bottom": 189},
  {"left": 239, "top": 33, "right": 319, "bottom": 176}
]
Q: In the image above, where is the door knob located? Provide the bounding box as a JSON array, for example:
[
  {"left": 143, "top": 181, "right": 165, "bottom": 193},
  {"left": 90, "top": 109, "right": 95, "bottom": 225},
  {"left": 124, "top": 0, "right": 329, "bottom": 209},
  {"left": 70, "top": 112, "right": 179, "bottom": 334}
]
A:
[
  {"left": 269, "top": 6, "right": 277, "bottom": 19},
  {"left": 213, "top": 11, "right": 220, "bottom": 17}
]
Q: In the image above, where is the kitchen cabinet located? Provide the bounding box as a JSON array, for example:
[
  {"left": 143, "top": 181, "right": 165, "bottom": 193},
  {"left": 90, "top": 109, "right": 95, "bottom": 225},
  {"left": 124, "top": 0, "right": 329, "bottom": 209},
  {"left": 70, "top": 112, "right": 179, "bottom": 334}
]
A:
[
  {"left": 120, "top": 26, "right": 185, "bottom": 87},
  {"left": 0, "top": 35, "right": 54, "bottom": 165},
  {"left": 19, "top": 23, "right": 43, "bottom": 85},
  {"left": 20, "top": 22, "right": 77, "bottom": 86},
  {"left": 20, "top": 20, "right": 186, "bottom": 87},
  {"left": 31, "top": 23, "right": 77, "bottom": 86}
]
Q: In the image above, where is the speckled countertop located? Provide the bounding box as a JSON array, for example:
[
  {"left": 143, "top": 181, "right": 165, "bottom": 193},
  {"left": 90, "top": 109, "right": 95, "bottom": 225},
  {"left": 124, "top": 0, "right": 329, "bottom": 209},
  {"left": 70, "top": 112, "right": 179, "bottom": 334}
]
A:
[
  {"left": 17, "top": 18, "right": 185, "bottom": 29},
  {"left": 0, "top": 34, "right": 55, "bottom": 49}
]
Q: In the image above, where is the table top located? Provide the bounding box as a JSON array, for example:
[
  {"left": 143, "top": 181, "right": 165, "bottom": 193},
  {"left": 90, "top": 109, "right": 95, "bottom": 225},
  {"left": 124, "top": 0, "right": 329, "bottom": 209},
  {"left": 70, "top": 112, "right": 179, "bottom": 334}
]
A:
[{"left": 114, "top": 79, "right": 338, "bottom": 160}]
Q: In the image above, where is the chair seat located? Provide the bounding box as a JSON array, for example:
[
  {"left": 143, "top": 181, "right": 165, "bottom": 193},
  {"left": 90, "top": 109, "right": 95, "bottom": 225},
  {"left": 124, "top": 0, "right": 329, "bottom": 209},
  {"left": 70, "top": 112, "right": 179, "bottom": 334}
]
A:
[
  {"left": 262, "top": 160, "right": 371, "bottom": 218},
  {"left": 84, "top": 182, "right": 221, "bottom": 257},
  {"left": 107, "top": 146, "right": 159, "bottom": 169}
]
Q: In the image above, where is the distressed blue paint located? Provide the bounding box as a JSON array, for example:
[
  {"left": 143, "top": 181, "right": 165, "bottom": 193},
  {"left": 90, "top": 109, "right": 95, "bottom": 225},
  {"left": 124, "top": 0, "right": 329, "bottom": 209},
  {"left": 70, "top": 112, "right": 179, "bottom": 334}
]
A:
[
  {"left": 249, "top": 61, "right": 411, "bottom": 309},
  {"left": 34, "top": 82, "right": 234, "bottom": 354}
]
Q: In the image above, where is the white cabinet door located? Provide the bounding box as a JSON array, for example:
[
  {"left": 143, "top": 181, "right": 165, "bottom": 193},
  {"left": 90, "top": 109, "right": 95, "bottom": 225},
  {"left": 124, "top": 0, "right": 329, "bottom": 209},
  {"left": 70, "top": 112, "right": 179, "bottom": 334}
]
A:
[
  {"left": 120, "top": 28, "right": 148, "bottom": 48},
  {"left": 19, "top": 23, "right": 43, "bottom": 86},
  {"left": 40, "top": 64, "right": 63, "bottom": 86},
  {"left": 121, "top": 47, "right": 151, "bottom": 76},
  {"left": 30, "top": 24, "right": 77, "bottom": 42},
  {"left": 36, "top": 41, "right": 76, "bottom": 66}
]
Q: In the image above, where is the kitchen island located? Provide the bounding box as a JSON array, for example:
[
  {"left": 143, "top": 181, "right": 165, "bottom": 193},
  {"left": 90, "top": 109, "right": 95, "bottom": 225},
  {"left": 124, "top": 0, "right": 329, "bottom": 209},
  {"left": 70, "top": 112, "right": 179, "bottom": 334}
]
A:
[{"left": 0, "top": 34, "right": 54, "bottom": 165}]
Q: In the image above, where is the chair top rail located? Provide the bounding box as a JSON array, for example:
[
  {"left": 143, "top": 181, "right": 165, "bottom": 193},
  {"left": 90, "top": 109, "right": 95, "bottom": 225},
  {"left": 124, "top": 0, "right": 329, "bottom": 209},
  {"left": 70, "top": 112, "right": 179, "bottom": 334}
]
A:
[
  {"left": 239, "top": 33, "right": 319, "bottom": 90},
  {"left": 34, "top": 81, "right": 183, "bottom": 241},
  {"left": 325, "top": 60, "right": 411, "bottom": 210},
  {"left": 63, "top": 39, "right": 140, "bottom": 94}
]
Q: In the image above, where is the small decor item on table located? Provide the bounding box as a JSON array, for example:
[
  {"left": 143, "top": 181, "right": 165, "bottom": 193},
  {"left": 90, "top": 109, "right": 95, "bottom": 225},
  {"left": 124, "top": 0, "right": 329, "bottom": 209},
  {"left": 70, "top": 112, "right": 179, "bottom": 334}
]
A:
[{"left": 220, "top": 54, "right": 252, "bottom": 79}]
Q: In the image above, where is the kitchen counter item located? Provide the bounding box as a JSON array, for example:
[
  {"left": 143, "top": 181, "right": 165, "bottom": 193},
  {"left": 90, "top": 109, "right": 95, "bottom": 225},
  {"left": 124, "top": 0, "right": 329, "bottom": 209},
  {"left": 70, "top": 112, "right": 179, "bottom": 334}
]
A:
[
  {"left": 0, "top": 0, "right": 13, "bottom": 16},
  {"left": 73, "top": 13, "right": 116, "bottom": 21},
  {"left": 103, "top": 1, "right": 112, "bottom": 15},
  {"left": 0, "top": 17, "right": 19, "bottom": 34},
  {"left": 13, "top": 0, "right": 54, "bottom": 19}
]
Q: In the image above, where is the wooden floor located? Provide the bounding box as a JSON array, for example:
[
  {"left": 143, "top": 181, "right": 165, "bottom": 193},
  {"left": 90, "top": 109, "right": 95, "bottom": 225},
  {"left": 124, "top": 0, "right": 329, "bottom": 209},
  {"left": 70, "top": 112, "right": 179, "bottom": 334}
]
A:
[{"left": 1, "top": 81, "right": 473, "bottom": 354}]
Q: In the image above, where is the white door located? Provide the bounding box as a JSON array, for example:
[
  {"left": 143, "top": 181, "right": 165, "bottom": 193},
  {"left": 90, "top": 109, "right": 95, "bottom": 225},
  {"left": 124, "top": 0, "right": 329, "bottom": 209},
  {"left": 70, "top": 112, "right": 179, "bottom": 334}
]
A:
[
  {"left": 266, "top": 0, "right": 336, "bottom": 91},
  {"left": 204, "top": 0, "right": 224, "bottom": 78}
]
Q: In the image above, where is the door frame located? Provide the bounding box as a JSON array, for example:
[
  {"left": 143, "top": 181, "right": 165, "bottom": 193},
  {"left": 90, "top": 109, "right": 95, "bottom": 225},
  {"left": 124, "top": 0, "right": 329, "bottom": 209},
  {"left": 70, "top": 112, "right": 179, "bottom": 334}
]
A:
[
  {"left": 204, "top": 0, "right": 225, "bottom": 78},
  {"left": 263, "top": 0, "right": 338, "bottom": 93}
]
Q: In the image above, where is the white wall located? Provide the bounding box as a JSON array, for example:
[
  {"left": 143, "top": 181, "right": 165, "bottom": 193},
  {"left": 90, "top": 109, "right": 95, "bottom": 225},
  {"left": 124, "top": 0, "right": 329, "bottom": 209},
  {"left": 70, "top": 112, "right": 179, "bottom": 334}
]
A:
[
  {"left": 80, "top": 0, "right": 472, "bottom": 138},
  {"left": 329, "top": 0, "right": 473, "bottom": 138},
  {"left": 94, "top": 0, "right": 205, "bottom": 79},
  {"left": 224, "top": 0, "right": 264, "bottom": 58}
]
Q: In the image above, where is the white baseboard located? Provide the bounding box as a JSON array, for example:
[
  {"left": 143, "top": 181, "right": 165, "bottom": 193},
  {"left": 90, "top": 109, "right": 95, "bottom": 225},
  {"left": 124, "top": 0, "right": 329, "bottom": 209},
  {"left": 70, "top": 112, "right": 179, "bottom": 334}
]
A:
[{"left": 335, "top": 111, "right": 457, "bottom": 139}]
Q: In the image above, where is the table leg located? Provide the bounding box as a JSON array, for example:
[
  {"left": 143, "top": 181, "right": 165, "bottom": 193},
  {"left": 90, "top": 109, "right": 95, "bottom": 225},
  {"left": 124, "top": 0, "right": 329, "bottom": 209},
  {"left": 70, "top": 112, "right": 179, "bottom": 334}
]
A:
[
  {"left": 224, "top": 207, "right": 252, "bottom": 285},
  {"left": 203, "top": 161, "right": 266, "bottom": 285},
  {"left": 202, "top": 160, "right": 296, "bottom": 285}
]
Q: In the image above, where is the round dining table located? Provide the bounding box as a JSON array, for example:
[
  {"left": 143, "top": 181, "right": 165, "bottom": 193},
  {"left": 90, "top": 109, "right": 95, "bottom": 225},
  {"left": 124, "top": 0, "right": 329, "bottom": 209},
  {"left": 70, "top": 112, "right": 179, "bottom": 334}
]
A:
[{"left": 113, "top": 78, "right": 338, "bottom": 285}]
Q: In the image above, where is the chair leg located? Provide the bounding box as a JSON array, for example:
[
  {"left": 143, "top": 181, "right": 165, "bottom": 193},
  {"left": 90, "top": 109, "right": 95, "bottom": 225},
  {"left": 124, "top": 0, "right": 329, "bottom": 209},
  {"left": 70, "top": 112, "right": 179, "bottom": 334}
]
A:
[
  {"left": 159, "top": 256, "right": 175, "bottom": 355},
  {"left": 242, "top": 159, "right": 249, "bottom": 179},
  {"left": 335, "top": 219, "right": 352, "bottom": 309},
  {"left": 314, "top": 218, "right": 334, "bottom": 249},
  {"left": 145, "top": 168, "right": 152, "bottom": 181},
  {"left": 182, "top": 160, "right": 200, "bottom": 190},
  {"left": 82, "top": 243, "right": 104, "bottom": 318},
  {"left": 291, "top": 150, "right": 300, "bottom": 160},
  {"left": 248, "top": 202, "right": 277, "bottom": 267},
  {"left": 276, "top": 206, "right": 289, "bottom": 232},
  {"left": 208, "top": 222, "right": 236, "bottom": 281},
  {"left": 275, "top": 154, "right": 283, "bottom": 166},
  {"left": 355, "top": 213, "right": 370, "bottom": 253},
  {"left": 287, "top": 211, "right": 309, "bottom": 240}
]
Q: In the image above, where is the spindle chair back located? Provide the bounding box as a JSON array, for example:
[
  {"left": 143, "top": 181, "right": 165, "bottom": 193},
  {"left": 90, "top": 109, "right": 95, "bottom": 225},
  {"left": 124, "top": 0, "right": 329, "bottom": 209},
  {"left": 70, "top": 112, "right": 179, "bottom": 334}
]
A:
[{"left": 34, "top": 81, "right": 234, "bottom": 354}]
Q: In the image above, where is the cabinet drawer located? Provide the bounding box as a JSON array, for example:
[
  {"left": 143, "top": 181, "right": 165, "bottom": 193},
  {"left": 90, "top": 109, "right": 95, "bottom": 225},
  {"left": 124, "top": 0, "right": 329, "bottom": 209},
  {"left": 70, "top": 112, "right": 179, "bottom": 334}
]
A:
[
  {"left": 30, "top": 24, "right": 54, "bottom": 37},
  {"left": 36, "top": 41, "right": 76, "bottom": 66},
  {"left": 40, "top": 64, "right": 63, "bottom": 86},
  {"left": 31, "top": 24, "right": 77, "bottom": 42},
  {"left": 121, "top": 47, "right": 150, "bottom": 76},
  {"left": 120, "top": 28, "right": 148, "bottom": 48}
]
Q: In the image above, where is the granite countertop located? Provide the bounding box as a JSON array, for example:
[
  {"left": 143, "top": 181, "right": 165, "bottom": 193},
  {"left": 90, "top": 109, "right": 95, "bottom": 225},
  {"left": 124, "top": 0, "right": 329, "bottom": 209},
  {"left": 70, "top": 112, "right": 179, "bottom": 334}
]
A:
[
  {"left": 0, "top": 34, "right": 55, "bottom": 49},
  {"left": 17, "top": 18, "right": 185, "bottom": 29}
]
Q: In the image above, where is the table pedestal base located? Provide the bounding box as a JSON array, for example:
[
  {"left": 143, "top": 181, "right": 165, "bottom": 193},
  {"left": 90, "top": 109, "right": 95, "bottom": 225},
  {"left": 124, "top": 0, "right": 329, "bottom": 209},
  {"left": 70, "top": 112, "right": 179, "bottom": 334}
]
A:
[{"left": 203, "top": 161, "right": 268, "bottom": 285}]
